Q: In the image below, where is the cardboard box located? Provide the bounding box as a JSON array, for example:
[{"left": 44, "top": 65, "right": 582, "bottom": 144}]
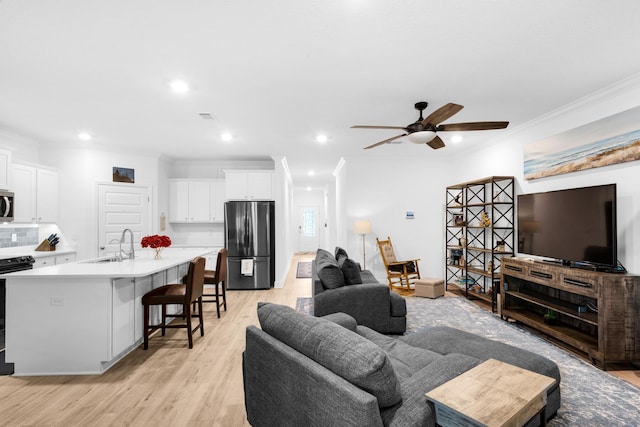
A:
[{"left": 415, "top": 278, "right": 445, "bottom": 298}]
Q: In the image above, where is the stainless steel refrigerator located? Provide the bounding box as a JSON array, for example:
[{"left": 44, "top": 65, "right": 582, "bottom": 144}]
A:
[{"left": 225, "top": 201, "right": 275, "bottom": 290}]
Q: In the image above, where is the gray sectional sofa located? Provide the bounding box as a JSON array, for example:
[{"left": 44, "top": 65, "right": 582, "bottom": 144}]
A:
[
  {"left": 243, "top": 303, "right": 561, "bottom": 427},
  {"left": 313, "top": 248, "right": 407, "bottom": 334}
]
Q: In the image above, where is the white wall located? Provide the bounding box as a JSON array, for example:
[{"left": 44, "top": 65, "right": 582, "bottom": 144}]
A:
[
  {"left": 273, "top": 156, "right": 293, "bottom": 287},
  {"left": 333, "top": 159, "right": 347, "bottom": 250},
  {"left": 455, "top": 73, "right": 640, "bottom": 273},
  {"left": 170, "top": 159, "right": 273, "bottom": 179},
  {"left": 0, "top": 130, "right": 39, "bottom": 163},
  {"left": 39, "top": 145, "right": 160, "bottom": 259},
  {"left": 325, "top": 179, "right": 337, "bottom": 251},
  {"left": 339, "top": 74, "right": 640, "bottom": 284},
  {"left": 343, "top": 156, "right": 450, "bottom": 282}
]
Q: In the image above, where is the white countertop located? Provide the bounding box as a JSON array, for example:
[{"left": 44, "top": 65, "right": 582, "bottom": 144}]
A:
[{"left": 2, "top": 248, "right": 212, "bottom": 278}]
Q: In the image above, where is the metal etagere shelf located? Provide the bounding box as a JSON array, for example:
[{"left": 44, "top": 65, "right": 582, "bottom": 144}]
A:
[{"left": 445, "top": 176, "right": 515, "bottom": 312}]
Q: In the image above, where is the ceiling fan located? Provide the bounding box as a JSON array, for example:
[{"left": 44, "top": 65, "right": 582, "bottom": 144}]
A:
[{"left": 352, "top": 101, "right": 509, "bottom": 150}]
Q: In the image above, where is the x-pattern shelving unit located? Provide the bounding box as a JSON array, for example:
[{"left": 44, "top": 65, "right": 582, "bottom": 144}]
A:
[{"left": 445, "top": 176, "right": 515, "bottom": 311}]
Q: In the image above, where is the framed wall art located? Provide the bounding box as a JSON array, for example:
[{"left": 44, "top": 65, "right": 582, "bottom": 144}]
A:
[
  {"left": 524, "top": 105, "right": 640, "bottom": 180},
  {"left": 113, "top": 167, "right": 135, "bottom": 183}
]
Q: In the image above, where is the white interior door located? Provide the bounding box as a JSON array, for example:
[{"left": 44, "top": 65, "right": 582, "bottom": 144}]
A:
[
  {"left": 297, "top": 206, "right": 319, "bottom": 252},
  {"left": 98, "top": 184, "right": 151, "bottom": 258}
]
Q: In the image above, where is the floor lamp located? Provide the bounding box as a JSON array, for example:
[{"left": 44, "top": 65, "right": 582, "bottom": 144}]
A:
[{"left": 354, "top": 220, "right": 372, "bottom": 270}]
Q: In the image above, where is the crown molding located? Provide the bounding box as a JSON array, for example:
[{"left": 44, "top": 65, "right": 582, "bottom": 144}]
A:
[{"left": 508, "top": 71, "right": 640, "bottom": 137}]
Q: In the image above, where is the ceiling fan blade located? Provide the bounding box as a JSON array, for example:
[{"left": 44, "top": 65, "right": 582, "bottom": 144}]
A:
[
  {"left": 351, "top": 125, "right": 407, "bottom": 130},
  {"left": 437, "top": 121, "right": 509, "bottom": 131},
  {"left": 422, "top": 103, "right": 464, "bottom": 126},
  {"left": 427, "top": 135, "right": 445, "bottom": 149},
  {"left": 363, "top": 134, "right": 407, "bottom": 150}
]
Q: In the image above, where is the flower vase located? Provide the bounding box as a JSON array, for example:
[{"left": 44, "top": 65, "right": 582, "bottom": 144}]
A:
[{"left": 153, "top": 248, "right": 162, "bottom": 260}]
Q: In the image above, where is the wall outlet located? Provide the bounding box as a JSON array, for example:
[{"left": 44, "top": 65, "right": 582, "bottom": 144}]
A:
[
  {"left": 11, "top": 233, "right": 17, "bottom": 242},
  {"left": 50, "top": 296, "right": 64, "bottom": 306}
]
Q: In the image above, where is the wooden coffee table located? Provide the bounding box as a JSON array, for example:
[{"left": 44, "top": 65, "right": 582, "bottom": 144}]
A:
[{"left": 425, "top": 359, "right": 556, "bottom": 427}]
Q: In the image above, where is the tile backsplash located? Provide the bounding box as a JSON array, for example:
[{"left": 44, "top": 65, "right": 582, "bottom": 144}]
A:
[{"left": 0, "top": 227, "right": 39, "bottom": 248}]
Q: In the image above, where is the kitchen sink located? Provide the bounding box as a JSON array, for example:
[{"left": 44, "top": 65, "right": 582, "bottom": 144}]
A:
[{"left": 83, "top": 256, "right": 122, "bottom": 263}]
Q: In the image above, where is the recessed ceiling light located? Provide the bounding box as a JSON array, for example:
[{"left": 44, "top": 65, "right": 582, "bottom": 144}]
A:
[
  {"left": 170, "top": 80, "right": 189, "bottom": 93},
  {"left": 307, "top": 187, "right": 312, "bottom": 191},
  {"left": 316, "top": 134, "right": 328, "bottom": 143},
  {"left": 451, "top": 135, "right": 463, "bottom": 143},
  {"left": 78, "top": 132, "right": 92, "bottom": 141},
  {"left": 308, "top": 170, "right": 315, "bottom": 176},
  {"left": 221, "top": 133, "right": 233, "bottom": 142}
]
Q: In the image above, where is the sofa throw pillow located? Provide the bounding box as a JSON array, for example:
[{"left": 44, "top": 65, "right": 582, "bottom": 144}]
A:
[
  {"left": 257, "top": 302, "right": 402, "bottom": 408},
  {"left": 338, "top": 257, "right": 363, "bottom": 285},
  {"left": 316, "top": 248, "right": 334, "bottom": 263},
  {"left": 316, "top": 248, "right": 345, "bottom": 289},
  {"left": 334, "top": 246, "right": 349, "bottom": 260}
]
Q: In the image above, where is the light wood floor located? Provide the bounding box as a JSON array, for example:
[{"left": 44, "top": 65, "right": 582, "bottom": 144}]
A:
[{"left": 0, "top": 252, "right": 637, "bottom": 426}]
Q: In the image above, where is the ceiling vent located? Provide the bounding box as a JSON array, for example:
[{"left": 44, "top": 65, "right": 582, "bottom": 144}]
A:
[{"left": 198, "top": 112, "right": 215, "bottom": 120}]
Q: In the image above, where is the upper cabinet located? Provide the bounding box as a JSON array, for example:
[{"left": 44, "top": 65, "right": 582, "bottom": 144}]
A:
[
  {"left": 12, "top": 163, "right": 58, "bottom": 223},
  {"left": 209, "top": 180, "right": 225, "bottom": 222},
  {"left": 168, "top": 179, "right": 225, "bottom": 223},
  {"left": 225, "top": 170, "right": 274, "bottom": 201},
  {"left": 0, "top": 149, "right": 11, "bottom": 190}
]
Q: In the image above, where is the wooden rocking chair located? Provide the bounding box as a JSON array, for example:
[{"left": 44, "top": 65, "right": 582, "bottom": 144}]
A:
[{"left": 376, "top": 236, "right": 421, "bottom": 292}]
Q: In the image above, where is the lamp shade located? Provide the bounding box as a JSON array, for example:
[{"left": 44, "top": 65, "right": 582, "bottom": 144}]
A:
[
  {"left": 354, "top": 220, "right": 372, "bottom": 235},
  {"left": 407, "top": 131, "right": 437, "bottom": 144}
]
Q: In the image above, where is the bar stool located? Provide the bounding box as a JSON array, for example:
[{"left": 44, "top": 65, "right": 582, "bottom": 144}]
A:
[
  {"left": 203, "top": 248, "right": 227, "bottom": 318},
  {"left": 142, "top": 256, "right": 206, "bottom": 349}
]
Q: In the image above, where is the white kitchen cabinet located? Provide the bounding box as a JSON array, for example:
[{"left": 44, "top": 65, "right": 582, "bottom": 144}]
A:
[
  {"left": 169, "top": 180, "right": 189, "bottom": 222},
  {"left": 134, "top": 274, "right": 154, "bottom": 343},
  {"left": 112, "top": 278, "right": 135, "bottom": 358},
  {"left": 224, "top": 170, "right": 274, "bottom": 200},
  {"left": 33, "top": 253, "right": 77, "bottom": 268},
  {"left": 11, "top": 163, "right": 58, "bottom": 223},
  {"left": 209, "top": 180, "right": 225, "bottom": 222},
  {"left": 55, "top": 253, "right": 76, "bottom": 264},
  {"left": 169, "top": 179, "right": 224, "bottom": 223},
  {"left": 33, "top": 256, "right": 55, "bottom": 268},
  {"left": 0, "top": 149, "right": 11, "bottom": 190},
  {"left": 36, "top": 168, "right": 58, "bottom": 222}
]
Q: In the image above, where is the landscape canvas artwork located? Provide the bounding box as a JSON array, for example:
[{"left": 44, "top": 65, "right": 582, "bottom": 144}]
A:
[{"left": 524, "top": 106, "right": 640, "bottom": 180}]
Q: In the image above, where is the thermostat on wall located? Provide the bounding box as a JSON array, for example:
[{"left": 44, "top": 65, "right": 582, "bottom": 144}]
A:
[{"left": 406, "top": 211, "right": 415, "bottom": 219}]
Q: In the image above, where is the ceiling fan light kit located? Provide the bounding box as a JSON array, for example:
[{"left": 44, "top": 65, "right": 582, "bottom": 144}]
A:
[
  {"left": 407, "top": 131, "right": 437, "bottom": 144},
  {"left": 352, "top": 101, "right": 509, "bottom": 150}
]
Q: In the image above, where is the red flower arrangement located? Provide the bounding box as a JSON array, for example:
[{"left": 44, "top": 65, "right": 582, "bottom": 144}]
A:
[{"left": 141, "top": 235, "right": 172, "bottom": 249}]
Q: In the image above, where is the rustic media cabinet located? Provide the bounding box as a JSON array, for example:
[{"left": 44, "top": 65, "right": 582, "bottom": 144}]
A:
[{"left": 500, "top": 257, "right": 640, "bottom": 369}]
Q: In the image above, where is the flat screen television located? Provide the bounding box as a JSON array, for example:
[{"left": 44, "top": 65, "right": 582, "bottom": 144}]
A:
[{"left": 517, "top": 184, "right": 617, "bottom": 269}]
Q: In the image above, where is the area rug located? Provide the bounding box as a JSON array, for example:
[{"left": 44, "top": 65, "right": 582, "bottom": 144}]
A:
[
  {"left": 295, "top": 296, "right": 640, "bottom": 426},
  {"left": 296, "top": 261, "right": 312, "bottom": 278},
  {"left": 295, "top": 297, "right": 314, "bottom": 315}
]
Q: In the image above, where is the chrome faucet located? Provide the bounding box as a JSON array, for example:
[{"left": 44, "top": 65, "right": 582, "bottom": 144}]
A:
[
  {"left": 108, "top": 238, "right": 124, "bottom": 261},
  {"left": 120, "top": 228, "right": 135, "bottom": 260}
]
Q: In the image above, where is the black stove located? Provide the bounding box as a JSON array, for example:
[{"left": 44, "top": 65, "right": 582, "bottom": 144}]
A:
[
  {"left": 0, "top": 256, "right": 36, "bottom": 274},
  {"left": 1, "top": 255, "right": 35, "bottom": 375}
]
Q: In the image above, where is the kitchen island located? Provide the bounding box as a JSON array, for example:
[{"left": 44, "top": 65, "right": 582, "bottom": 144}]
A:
[{"left": 3, "top": 248, "right": 212, "bottom": 376}]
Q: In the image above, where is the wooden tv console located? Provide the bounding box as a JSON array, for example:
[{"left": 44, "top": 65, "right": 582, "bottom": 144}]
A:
[{"left": 500, "top": 257, "right": 640, "bottom": 369}]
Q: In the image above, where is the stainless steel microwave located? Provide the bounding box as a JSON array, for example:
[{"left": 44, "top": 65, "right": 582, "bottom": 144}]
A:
[{"left": 0, "top": 191, "right": 14, "bottom": 222}]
